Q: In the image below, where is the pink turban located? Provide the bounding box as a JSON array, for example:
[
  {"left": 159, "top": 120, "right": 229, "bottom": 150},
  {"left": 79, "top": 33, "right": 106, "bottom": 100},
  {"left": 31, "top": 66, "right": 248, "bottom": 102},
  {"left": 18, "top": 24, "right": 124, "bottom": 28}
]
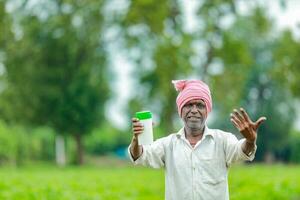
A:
[{"left": 172, "top": 80, "right": 212, "bottom": 117}]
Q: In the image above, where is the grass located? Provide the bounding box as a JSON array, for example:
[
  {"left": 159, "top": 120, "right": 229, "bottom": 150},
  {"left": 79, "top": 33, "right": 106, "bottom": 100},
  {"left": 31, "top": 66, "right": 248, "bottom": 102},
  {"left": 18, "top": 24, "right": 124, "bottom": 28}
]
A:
[
  {"left": 229, "top": 164, "right": 300, "bottom": 200},
  {"left": 0, "top": 162, "right": 299, "bottom": 200}
]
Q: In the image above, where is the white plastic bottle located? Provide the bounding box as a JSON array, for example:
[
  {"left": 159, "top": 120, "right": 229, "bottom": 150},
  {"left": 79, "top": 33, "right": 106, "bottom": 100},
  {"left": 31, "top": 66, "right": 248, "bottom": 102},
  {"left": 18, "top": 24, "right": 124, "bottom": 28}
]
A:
[{"left": 135, "top": 111, "right": 153, "bottom": 145}]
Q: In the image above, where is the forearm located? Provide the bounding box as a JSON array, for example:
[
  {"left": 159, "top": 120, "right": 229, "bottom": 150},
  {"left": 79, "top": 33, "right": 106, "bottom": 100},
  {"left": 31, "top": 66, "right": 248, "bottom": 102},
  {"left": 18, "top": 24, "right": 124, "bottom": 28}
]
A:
[
  {"left": 242, "top": 139, "right": 256, "bottom": 156},
  {"left": 130, "top": 136, "right": 143, "bottom": 161}
]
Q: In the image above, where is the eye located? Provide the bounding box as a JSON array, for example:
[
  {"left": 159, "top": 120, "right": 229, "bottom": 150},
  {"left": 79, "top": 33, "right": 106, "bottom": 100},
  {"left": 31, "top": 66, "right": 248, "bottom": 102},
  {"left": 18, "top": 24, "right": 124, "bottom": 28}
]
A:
[
  {"left": 197, "top": 103, "right": 205, "bottom": 109},
  {"left": 184, "top": 104, "right": 192, "bottom": 109}
]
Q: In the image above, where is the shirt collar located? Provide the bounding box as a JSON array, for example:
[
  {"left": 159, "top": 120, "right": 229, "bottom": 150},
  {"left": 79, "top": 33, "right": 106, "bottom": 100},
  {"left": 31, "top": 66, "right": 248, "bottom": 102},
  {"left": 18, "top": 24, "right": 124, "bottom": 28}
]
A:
[{"left": 176, "top": 126, "right": 214, "bottom": 140}]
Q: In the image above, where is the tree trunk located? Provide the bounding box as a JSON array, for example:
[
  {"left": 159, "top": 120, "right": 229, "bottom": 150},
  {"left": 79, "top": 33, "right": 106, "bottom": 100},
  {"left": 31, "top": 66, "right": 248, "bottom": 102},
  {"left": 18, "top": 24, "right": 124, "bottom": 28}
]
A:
[
  {"left": 161, "top": 97, "right": 176, "bottom": 135},
  {"left": 264, "top": 150, "right": 275, "bottom": 164},
  {"left": 75, "top": 134, "right": 84, "bottom": 165},
  {"left": 55, "top": 135, "right": 66, "bottom": 166}
]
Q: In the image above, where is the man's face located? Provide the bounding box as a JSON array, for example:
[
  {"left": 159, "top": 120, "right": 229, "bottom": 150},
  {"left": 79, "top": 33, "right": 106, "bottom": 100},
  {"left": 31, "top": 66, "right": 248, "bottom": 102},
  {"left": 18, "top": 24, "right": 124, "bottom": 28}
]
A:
[{"left": 181, "top": 99, "right": 207, "bottom": 131}]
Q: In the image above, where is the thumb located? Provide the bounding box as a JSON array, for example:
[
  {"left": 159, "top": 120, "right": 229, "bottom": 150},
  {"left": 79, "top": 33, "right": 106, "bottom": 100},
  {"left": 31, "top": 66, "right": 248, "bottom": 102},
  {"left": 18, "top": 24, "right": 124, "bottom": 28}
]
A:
[{"left": 255, "top": 117, "right": 267, "bottom": 130}]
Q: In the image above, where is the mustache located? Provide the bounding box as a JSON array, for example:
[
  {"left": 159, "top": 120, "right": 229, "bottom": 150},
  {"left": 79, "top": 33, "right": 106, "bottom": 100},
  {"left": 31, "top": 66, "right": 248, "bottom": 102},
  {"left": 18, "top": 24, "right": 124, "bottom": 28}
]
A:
[{"left": 187, "top": 115, "right": 202, "bottom": 119}]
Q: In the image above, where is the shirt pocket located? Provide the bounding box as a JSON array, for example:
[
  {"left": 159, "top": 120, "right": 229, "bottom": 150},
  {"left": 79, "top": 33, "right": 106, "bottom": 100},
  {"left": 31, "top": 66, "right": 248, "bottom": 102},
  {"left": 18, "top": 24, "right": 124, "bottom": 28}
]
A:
[{"left": 199, "top": 158, "right": 226, "bottom": 185}]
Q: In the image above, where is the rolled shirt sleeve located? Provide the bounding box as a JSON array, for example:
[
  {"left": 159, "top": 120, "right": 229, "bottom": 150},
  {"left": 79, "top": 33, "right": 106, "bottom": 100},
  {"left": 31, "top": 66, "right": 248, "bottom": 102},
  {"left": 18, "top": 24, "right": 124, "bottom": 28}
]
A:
[
  {"left": 128, "top": 137, "right": 167, "bottom": 169},
  {"left": 224, "top": 132, "right": 257, "bottom": 167}
]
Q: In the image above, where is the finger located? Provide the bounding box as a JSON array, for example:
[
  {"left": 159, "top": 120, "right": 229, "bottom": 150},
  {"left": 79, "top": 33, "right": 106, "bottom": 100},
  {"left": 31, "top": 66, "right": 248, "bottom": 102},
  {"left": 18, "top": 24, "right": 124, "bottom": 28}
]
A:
[
  {"left": 255, "top": 117, "right": 267, "bottom": 129},
  {"left": 133, "top": 131, "right": 143, "bottom": 136},
  {"left": 230, "top": 118, "right": 241, "bottom": 131},
  {"left": 230, "top": 113, "right": 242, "bottom": 126},
  {"left": 132, "top": 118, "right": 140, "bottom": 122},
  {"left": 240, "top": 108, "right": 251, "bottom": 123},
  {"left": 133, "top": 126, "right": 144, "bottom": 131},
  {"left": 132, "top": 125, "right": 143, "bottom": 131},
  {"left": 132, "top": 121, "right": 143, "bottom": 127},
  {"left": 133, "top": 126, "right": 144, "bottom": 136},
  {"left": 233, "top": 109, "right": 244, "bottom": 122},
  {"left": 133, "top": 129, "right": 143, "bottom": 133}
]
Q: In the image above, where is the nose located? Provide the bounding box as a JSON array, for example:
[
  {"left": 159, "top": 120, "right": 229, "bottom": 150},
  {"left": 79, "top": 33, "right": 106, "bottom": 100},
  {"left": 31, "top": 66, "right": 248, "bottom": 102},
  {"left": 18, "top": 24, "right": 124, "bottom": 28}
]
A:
[{"left": 191, "top": 104, "right": 198, "bottom": 113}]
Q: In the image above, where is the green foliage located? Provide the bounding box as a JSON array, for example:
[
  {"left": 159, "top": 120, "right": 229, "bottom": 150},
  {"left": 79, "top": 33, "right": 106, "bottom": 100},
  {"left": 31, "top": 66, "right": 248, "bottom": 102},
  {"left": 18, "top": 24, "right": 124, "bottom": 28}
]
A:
[
  {"left": 0, "top": 122, "right": 17, "bottom": 164},
  {"left": 3, "top": 0, "right": 109, "bottom": 135},
  {"left": 211, "top": 7, "right": 273, "bottom": 114},
  {"left": 253, "top": 83, "right": 295, "bottom": 161},
  {"left": 0, "top": 0, "right": 12, "bottom": 48},
  {"left": 208, "top": 7, "right": 296, "bottom": 161},
  {"left": 30, "top": 127, "right": 56, "bottom": 161},
  {"left": 273, "top": 30, "right": 300, "bottom": 97},
  {"left": 125, "top": 0, "right": 170, "bottom": 34},
  {"left": 0, "top": 164, "right": 299, "bottom": 199},
  {"left": 0, "top": 0, "right": 111, "bottom": 164},
  {"left": 122, "top": 0, "right": 194, "bottom": 133},
  {"left": 286, "top": 130, "right": 300, "bottom": 163},
  {"left": 0, "top": 122, "right": 56, "bottom": 165},
  {"left": 84, "top": 124, "right": 130, "bottom": 155}
]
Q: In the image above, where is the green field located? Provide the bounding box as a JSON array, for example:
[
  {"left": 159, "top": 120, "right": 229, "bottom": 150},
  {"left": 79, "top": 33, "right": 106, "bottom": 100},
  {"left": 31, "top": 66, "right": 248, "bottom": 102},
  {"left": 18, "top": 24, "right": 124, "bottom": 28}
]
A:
[{"left": 0, "top": 163, "right": 299, "bottom": 200}]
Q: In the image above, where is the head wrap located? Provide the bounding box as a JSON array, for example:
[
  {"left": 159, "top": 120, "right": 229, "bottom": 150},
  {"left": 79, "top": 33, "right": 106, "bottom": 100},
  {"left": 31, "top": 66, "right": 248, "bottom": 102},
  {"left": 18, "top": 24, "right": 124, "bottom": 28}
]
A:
[{"left": 172, "top": 80, "right": 212, "bottom": 117}]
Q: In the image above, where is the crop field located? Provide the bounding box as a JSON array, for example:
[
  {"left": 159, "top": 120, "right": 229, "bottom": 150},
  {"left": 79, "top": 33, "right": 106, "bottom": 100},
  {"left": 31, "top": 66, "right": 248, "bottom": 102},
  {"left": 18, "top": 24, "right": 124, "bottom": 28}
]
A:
[{"left": 0, "top": 164, "right": 299, "bottom": 200}]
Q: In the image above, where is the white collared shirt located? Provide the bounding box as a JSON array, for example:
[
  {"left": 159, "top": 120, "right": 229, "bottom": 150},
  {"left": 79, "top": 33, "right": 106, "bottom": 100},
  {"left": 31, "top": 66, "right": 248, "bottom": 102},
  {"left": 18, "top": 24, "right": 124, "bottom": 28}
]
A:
[{"left": 128, "top": 127, "right": 256, "bottom": 200}]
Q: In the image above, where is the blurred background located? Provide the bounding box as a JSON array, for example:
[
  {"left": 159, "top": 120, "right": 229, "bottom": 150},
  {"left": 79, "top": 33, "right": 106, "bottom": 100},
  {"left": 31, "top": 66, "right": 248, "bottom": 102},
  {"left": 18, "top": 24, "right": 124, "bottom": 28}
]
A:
[{"left": 1, "top": 0, "right": 300, "bottom": 199}]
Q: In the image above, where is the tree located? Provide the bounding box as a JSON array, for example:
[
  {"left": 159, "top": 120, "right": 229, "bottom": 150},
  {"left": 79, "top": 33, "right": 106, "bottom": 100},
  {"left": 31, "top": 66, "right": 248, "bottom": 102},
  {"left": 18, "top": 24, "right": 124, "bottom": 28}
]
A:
[
  {"left": 273, "top": 30, "right": 300, "bottom": 97},
  {"left": 1, "top": 0, "right": 109, "bottom": 165},
  {"left": 0, "top": 0, "right": 12, "bottom": 83},
  {"left": 210, "top": 7, "right": 296, "bottom": 161},
  {"left": 121, "top": 0, "right": 195, "bottom": 134}
]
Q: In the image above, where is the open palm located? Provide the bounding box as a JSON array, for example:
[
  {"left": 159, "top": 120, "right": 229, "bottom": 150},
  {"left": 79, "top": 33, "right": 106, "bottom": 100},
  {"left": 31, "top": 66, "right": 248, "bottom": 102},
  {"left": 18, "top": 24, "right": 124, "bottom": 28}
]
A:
[{"left": 230, "top": 108, "right": 266, "bottom": 142}]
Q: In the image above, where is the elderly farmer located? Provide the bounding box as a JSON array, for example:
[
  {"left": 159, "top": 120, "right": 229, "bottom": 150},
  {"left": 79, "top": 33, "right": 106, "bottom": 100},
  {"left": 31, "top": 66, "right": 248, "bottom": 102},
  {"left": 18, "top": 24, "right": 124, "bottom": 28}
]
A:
[{"left": 129, "top": 80, "right": 266, "bottom": 200}]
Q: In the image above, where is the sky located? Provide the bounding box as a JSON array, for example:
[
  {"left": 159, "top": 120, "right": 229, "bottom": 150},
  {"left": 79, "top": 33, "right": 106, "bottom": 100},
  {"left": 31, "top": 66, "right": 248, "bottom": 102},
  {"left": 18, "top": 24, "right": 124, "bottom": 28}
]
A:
[
  {"left": 106, "top": 0, "right": 300, "bottom": 130},
  {"left": 267, "top": 0, "right": 300, "bottom": 38}
]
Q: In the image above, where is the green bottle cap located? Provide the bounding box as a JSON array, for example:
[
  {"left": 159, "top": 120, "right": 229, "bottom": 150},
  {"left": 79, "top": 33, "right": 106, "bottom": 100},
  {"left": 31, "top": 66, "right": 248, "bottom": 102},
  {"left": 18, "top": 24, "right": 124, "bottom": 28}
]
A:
[{"left": 135, "top": 111, "right": 152, "bottom": 120}]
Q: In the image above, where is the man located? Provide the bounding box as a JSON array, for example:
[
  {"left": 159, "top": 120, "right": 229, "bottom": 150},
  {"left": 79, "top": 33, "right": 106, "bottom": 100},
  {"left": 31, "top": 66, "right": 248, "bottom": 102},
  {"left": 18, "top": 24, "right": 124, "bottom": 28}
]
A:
[{"left": 128, "top": 80, "right": 266, "bottom": 200}]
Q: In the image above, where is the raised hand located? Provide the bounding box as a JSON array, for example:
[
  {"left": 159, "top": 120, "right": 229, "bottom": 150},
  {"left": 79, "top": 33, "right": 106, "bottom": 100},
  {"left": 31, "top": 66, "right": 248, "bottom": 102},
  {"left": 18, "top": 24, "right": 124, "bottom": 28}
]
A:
[{"left": 230, "top": 108, "right": 266, "bottom": 142}]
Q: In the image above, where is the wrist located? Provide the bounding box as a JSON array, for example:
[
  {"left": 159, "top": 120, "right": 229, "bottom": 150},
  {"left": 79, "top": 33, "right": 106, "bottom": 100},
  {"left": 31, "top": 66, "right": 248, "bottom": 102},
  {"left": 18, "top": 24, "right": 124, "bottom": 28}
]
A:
[{"left": 246, "top": 139, "right": 256, "bottom": 144}]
